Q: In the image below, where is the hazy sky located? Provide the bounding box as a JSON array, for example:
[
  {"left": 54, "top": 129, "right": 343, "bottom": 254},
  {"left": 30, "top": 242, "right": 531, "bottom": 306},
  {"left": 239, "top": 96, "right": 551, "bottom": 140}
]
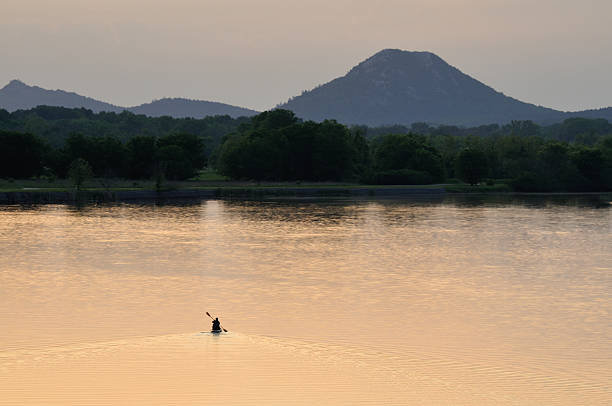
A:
[{"left": 2, "top": 0, "right": 611, "bottom": 111}]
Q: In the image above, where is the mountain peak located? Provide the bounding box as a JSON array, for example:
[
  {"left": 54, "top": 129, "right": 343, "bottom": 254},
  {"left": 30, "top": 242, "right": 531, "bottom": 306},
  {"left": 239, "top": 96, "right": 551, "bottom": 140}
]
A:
[
  {"left": 2, "top": 79, "right": 29, "bottom": 91},
  {"left": 369, "top": 48, "right": 438, "bottom": 60},
  {"left": 279, "top": 48, "right": 561, "bottom": 126},
  {"left": 349, "top": 49, "right": 446, "bottom": 78}
]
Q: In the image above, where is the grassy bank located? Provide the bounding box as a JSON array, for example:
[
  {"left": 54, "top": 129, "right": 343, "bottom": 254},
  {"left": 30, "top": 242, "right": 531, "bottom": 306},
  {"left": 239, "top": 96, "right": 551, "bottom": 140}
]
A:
[
  {"left": 2, "top": 170, "right": 591, "bottom": 196},
  {"left": 0, "top": 175, "right": 449, "bottom": 193},
  {"left": 443, "top": 183, "right": 512, "bottom": 193},
  {"left": 0, "top": 176, "right": 513, "bottom": 195},
  {"left": 3, "top": 176, "right": 610, "bottom": 206}
]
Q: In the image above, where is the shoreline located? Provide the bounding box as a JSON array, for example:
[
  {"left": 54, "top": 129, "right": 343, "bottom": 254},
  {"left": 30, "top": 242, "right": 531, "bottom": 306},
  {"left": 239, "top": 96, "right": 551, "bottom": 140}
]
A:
[
  {"left": 0, "top": 186, "right": 445, "bottom": 204},
  {"left": 1, "top": 186, "right": 610, "bottom": 205}
]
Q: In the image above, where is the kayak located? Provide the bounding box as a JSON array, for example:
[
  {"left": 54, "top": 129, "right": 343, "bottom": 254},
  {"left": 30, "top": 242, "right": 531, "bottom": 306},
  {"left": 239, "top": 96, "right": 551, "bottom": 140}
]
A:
[{"left": 211, "top": 329, "right": 223, "bottom": 334}]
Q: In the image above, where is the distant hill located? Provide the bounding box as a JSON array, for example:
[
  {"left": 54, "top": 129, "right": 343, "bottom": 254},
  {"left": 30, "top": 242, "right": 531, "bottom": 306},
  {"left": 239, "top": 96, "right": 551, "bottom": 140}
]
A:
[
  {"left": 0, "top": 80, "right": 124, "bottom": 113},
  {"left": 4, "top": 53, "right": 612, "bottom": 126},
  {"left": 565, "top": 106, "right": 612, "bottom": 121},
  {"left": 0, "top": 80, "right": 258, "bottom": 119},
  {"left": 279, "top": 49, "right": 612, "bottom": 126},
  {"left": 129, "top": 98, "right": 258, "bottom": 119}
]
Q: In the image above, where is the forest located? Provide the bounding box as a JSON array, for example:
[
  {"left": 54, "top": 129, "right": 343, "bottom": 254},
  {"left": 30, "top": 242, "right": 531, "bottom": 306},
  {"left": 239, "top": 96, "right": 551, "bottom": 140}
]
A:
[{"left": 1, "top": 107, "right": 611, "bottom": 192}]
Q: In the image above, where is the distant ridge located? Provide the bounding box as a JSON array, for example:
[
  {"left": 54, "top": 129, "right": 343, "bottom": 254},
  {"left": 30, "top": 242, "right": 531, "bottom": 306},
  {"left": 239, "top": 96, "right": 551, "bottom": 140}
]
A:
[
  {"left": 129, "top": 98, "right": 258, "bottom": 118},
  {"left": 563, "top": 106, "right": 612, "bottom": 121},
  {"left": 279, "top": 49, "right": 612, "bottom": 126},
  {"left": 3, "top": 51, "right": 612, "bottom": 125},
  {"left": 0, "top": 80, "right": 124, "bottom": 113},
  {"left": 0, "top": 80, "right": 258, "bottom": 119}
]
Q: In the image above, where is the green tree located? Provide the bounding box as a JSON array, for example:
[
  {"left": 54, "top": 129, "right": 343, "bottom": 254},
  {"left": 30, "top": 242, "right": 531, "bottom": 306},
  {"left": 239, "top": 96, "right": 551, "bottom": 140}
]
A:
[
  {"left": 250, "top": 109, "right": 298, "bottom": 131},
  {"left": 91, "top": 136, "right": 127, "bottom": 177},
  {"left": 570, "top": 146, "right": 604, "bottom": 188},
  {"left": 351, "top": 129, "right": 370, "bottom": 178},
  {"left": 68, "top": 158, "right": 92, "bottom": 190},
  {"left": 311, "top": 120, "right": 355, "bottom": 181},
  {"left": 370, "top": 133, "right": 444, "bottom": 184},
  {"left": 126, "top": 136, "right": 158, "bottom": 179},
  {"left": 456, "top": 148, "right": 488, "bottom": 185},
  {"left": 596, "top": 136, "right": 612, "bottom": 188},
  {"left": 0, "top": 109, "right": 10, "bottom": 122},
  {"left": 217, "top": 111, "right": 364, "bottom": 181},
  {"left": 554, "top": 118, "right": 612, "bottom": 143},
  {"left": 218, "top": 130, "right": 289, "bottom": 180},
  {"left": 158, "top": 133, "right": 207, "bottom": 170},
  {"left": 157, "top": 145, "right": 193, "bottom": 180},
  {"left": 504, "top": 120, "right": 540, "bottom": 137},
  {"left": 216, "top": 134, "right": 248, "bottom": 179},
  {"left": 0, "top": 131, "right": 48, "bottom": 178},
  {"left": 537, "top": 142, "right": 573, "bottom": 191}
]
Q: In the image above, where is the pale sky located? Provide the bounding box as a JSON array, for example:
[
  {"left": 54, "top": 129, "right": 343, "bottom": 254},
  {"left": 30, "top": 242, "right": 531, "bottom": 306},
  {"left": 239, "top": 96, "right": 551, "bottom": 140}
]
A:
[{"left": 2, "top": 0, "right": 611, "bottom": 112}]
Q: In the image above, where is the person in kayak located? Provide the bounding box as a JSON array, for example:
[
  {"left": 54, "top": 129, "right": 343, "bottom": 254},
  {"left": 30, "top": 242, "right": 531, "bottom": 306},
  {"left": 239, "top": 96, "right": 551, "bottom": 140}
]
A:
[{"left": 212, "top": 317, "right": 221, "bottom": 332}]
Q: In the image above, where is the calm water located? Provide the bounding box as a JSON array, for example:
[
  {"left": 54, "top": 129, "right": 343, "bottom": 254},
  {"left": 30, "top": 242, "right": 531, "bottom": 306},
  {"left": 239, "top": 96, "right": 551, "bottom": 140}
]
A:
[{"left": 1, "top": 196, "right": 610, "bottom": 405}]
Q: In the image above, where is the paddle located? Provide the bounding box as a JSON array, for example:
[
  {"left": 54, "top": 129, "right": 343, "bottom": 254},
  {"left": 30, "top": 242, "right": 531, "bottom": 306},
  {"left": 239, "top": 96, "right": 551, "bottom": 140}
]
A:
[{"left": 206, "top": 311, "right": 228, "bottom": 332}]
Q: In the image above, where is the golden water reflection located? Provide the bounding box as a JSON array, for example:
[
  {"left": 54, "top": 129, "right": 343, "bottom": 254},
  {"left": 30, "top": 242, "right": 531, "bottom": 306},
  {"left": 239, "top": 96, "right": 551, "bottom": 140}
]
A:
[{"left": 0, "top": 197, "right": 610, "bottom": 404}]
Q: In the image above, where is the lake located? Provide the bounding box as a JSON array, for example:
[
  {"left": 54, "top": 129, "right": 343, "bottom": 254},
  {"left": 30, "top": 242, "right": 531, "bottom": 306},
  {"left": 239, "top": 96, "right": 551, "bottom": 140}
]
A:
[{"left": 1, "top": 196, "right": 610, "bottom": 405}]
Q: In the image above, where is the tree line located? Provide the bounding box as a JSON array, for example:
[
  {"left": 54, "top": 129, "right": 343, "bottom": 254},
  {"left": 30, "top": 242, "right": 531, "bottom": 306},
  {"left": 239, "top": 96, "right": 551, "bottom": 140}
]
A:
[
  {"left": 213, "top": 110, "right": 612, "bottom": 191},
  {"left": 357, "top": 117, "right": 612, "bottom": 145},
  {"left": 0, "top": 105, "right": 248, "bottom": 147},
  {"left": 215, "top": 110, "right": 368, "bottom": 181},
  {"left": 1, "top": 107, "right": 611, "bottom": 192},
  {"left": 426, "top": 133, "right": 612, "bottom": 191},
  {"left": 0, "top": 131, "right": 206, "bottom": 181}
]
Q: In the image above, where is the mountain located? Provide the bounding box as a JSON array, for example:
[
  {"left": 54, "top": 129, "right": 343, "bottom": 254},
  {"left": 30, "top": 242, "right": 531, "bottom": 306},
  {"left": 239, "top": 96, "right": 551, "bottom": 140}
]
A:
[
  {"left": 0, "top": 80, "right": 258, "bottom": 119},
  {"left": 0, "top": 80, "right": 124, "bottom": 113},
  {"left": 4, "top": 53, "right": 612, "bottom": 126},
  {"left": 564, "top": 107, "right": 612, "bottom": 121},
  {"left": 129, "top": 98, "right": 258, "bottom": 118},
  {"left": 279, "top": 49, "right": 612, "bottom": 126}
]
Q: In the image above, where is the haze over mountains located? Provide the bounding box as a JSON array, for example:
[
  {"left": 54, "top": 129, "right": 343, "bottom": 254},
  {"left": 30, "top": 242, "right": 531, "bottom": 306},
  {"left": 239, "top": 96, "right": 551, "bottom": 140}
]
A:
[
  {"left": 2, "top": 49, "right": 611, "bottom": 126},
  {"left": 0, "top": 80, "right": 258, "bottom": 119},
  {"left": 128, "top": 98, "right": 258, "bottom": 118},
  {"left": 0, "top": 79, "right": 124, "bottom": 114},
  {"left": 279, "top": 49, "right": 612, "bottom": 126}
]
